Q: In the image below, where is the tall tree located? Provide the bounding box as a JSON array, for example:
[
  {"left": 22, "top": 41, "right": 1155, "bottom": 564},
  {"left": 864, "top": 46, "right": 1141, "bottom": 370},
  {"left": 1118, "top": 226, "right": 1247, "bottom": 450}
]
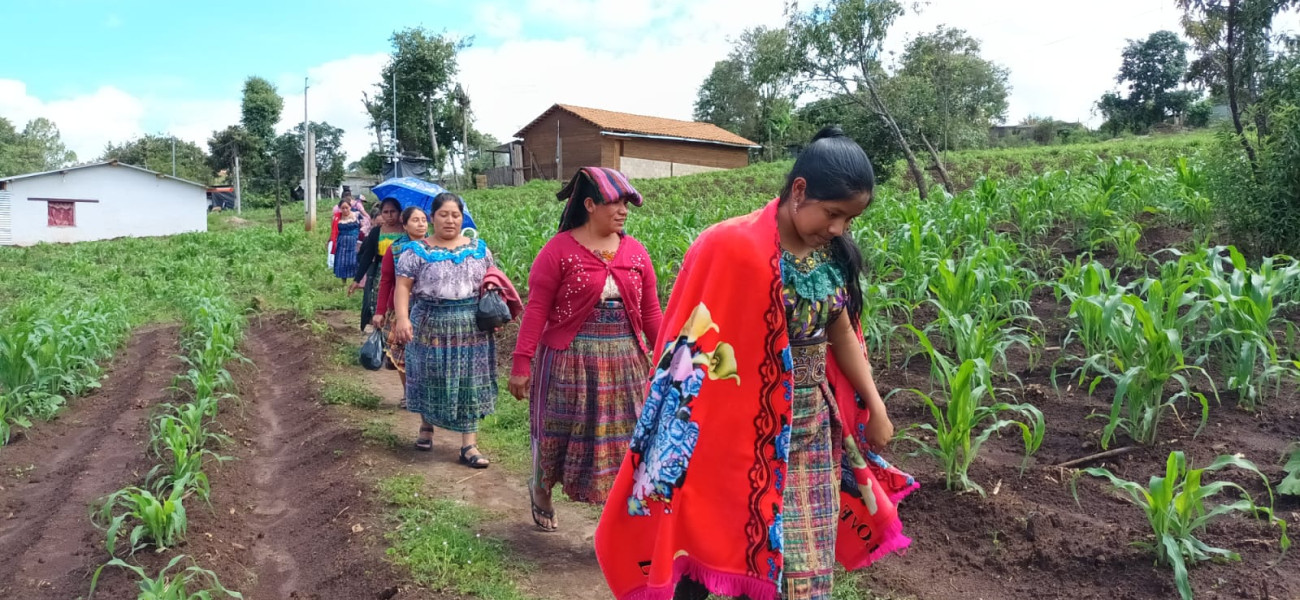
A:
[
  {"left": 1097, "top": 31, "right": 1197, "bottom": 134},
  {"left": 241, "top": 76, "right": 283, "bottom": 144},
  {"left": 205, "top": 125, "right": 258, "bottom": 180},
  {"left": 373, "top": 28, "right": 468, "bottom": 172},
  {"left": 273, "top": 121, "right": 347, "bottom": 190},
  {"left": 694, "top": 26, "right": 802, "bottom": 160},
  {"left": 788, "top": 0, "right": 934, "bottom": 198},
  {"left": 1177, "top": 0, "right": 1299, "bottom": 167},
  {"left": 101, "top": 134, "right": 213, "bottom": 184},
  {"left": 1, "top": 117, "right": 77, "bottom": 175}
]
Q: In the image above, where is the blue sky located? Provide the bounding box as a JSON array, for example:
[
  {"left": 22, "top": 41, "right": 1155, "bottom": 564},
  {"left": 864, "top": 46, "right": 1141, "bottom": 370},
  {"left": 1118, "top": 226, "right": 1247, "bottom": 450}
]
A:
[{"left": 5, "top": 0, "right": 1284, "bottom": 165}]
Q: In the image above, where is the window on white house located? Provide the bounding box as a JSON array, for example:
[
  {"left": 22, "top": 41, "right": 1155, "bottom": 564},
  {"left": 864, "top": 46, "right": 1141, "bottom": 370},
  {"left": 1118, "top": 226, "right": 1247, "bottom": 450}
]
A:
[{"left": 48, "top": 201, "right": 75, "bottom": 227}]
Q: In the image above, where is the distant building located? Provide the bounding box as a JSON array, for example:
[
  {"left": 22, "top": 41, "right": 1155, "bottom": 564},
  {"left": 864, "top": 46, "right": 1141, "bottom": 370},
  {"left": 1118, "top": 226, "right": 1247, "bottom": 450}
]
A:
[
  {"left": 0, "top": 161, "right": 207, "bottom": 246},
  {"left": 512, "top": 104, "right": 759, "bottom": 182}
]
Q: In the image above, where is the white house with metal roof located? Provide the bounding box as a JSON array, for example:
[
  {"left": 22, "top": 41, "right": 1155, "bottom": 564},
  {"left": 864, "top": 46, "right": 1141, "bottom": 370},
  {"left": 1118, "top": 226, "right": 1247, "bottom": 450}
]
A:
[{"left": 0, "top": 160, "right": 208, "bottom": 246}]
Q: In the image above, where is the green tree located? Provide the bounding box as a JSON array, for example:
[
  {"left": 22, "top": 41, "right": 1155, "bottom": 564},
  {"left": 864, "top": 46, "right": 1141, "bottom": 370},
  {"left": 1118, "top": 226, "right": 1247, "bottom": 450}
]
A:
[
  {"left": 273, "top": 121, "right": 347, "bottom": 190},
  {"left": 788, "top": 0, "right": 937, "bottom": 198},
  {"left": 1098, "top": 31, "right": 1196, "bottom": 133},
  {"left": 891, "top": 27, "right": 1010, "bottom": 152},
  {"left": 694, "top": 58, "right": 759, "bottom": 137},
  {"left": 205, "top": 125, "right": 258, "bottom": 181},
  {"left": 798, "top": 95, "right": 903, "bottom": 182},
  {"left": 100, "top": 135, "right": 213, "bottom": 184},
  {"left": 241, "top": 76, "right": 283, "bottom": 145},
  {"left": 1177, "top": 0, "right": 1299, "bottom": 166},
  {"left": 373, "top": 28, "right": 469, "bottom": 172},
  {"left": 0, "top": 117, "right": 78, "bottom": 175}
]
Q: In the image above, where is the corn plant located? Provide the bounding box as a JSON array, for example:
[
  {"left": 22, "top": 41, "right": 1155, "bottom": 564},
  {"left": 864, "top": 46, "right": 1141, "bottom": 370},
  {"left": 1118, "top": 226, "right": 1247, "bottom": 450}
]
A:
[
  {"left": 147, "top": 416, "right": 229, "bottom": 502},
  {"left": 1074, "top": 451, "right": 1290, "bottom": 600},
  {"left": 1078, "top": 280, "right": 1216, "bottom": 448},
  {"left": 90, "top": 554, "right": 243, "bottom": 599},
  {"left": 94, "top": 479, "right": 191, "bottom": 555},
  {"left": 1198, "top": 247, "right": 1300, "bottom": 409},
  {"left": 1281, "top": 443, "right": 1300, "bottom": 497},
  {"left": 897, "top": 352, "right": 1045, "bottom": 494}
]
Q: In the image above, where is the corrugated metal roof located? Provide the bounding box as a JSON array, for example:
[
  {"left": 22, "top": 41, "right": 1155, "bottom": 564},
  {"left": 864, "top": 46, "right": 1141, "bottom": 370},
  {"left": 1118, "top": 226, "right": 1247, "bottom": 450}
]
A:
[
  {"left": 514, "top": 104, "right": 760, "bottom": 148},
  {"left": 0, "top": 160, "right": 208, "bottom": 188}
]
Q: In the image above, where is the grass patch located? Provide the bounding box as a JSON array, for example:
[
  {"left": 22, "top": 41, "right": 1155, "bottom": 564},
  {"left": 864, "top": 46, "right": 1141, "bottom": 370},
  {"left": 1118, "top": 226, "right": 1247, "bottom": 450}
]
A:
[
  {"left": 379, "top": 475, "right": 535, "bottom": 600},
  {"left": 330, "top": 341, "right": 359, "bottom": 367},
  {"left": 321, "top": 378, "right": 382, "bottom": 410},
  {"left": 361, "top": 419, "right": 401, "bottom": 448},
  {"left": 477, "top": 384, "right": 530, "bottom": 473}
]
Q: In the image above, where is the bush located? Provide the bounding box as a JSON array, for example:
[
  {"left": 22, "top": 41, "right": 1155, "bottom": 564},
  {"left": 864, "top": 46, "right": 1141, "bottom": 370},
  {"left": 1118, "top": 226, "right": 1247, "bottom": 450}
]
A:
[
  {"left": 1205, "top": 105, "right": 1300, "bottom": 257},
  {"left": 1186, "top": 99, "right": 1214, "bottom": 128}
]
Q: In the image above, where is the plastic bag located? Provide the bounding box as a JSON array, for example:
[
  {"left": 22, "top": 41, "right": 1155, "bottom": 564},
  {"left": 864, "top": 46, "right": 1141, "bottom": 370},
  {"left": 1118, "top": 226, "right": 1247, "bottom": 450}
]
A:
[
  {"left": 359, "top": 329, "right": 385, "bottom": 370},
  {"left": 476, "top": 288, "right": 511, "bottom": 332},
  {"left": 327, "top": 241, "right": 335, "bottom": 269}
]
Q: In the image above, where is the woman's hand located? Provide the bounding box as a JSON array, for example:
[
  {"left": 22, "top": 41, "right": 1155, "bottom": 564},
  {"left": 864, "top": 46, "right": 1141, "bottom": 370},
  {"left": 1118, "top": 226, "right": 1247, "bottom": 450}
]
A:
[
  {"left": 347, "top": 281, "right": 363, "bottom": 296},
  {"left": 392, "top": 317, "right": 413, "bottom": 344},
  {"left": 508, "top": 375, "right": 530, "bottom": 400},
  {"left": 371, "top": 314, "right": 386, "bottom": 330},
  {"left": 863, "top": 401, "right": 894, "bottom": 452}
]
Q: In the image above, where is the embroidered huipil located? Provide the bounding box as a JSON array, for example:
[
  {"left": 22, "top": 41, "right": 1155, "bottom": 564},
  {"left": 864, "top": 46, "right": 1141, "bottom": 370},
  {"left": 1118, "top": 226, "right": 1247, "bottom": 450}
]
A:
[
  {"left": 396, "top": 239, "right": 494, "bottom": 301},
  {"left": 511, "top": 231, "right": 663, "bottom": 377}
]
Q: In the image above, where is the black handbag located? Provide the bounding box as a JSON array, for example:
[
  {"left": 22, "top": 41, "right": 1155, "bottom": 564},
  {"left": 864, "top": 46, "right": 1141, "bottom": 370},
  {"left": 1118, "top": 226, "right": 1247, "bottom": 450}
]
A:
[{"left": 476, "top": 288, "right": 511, "bottom": 332}]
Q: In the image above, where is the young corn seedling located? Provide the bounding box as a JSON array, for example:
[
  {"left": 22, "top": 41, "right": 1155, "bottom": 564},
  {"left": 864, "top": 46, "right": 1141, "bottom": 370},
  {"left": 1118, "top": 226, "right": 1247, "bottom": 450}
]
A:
[
  {"left": 1086, "top": 280, "right": 1216, "bottom": 449},
  {"left": 1280, "top": 443, "right": 1300, "bottom": 497},
  {"left": 897, "top": 352, "right": 1045, "bottom": 494},
  {"left": 90, "top": 554, "right": 243, "bottom": 599},
  {"left": 94, "top": 478, "right": 191, "bottom": 555},
  {"left": 1074, "top": 451, "right": 1290, "bottom": 600}
]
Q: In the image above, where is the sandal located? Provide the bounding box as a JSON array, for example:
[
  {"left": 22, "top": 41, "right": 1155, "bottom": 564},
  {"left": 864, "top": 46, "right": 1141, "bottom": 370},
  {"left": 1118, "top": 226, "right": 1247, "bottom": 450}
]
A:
[
  {"left": 399, "top": 397, "right": 407, "bottom": 410},
  {"left": 459, "top": 444, "right": 490, "bottom": 469},
  {"left": 414, "top": 425, "right": 433, "bottom": 451},
  {"left": 528, "top": 480, "right": 558, "bottom": 532}
]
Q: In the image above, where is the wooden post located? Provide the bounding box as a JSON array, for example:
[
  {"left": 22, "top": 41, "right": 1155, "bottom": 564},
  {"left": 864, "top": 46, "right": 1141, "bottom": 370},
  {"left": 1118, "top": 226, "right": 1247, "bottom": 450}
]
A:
[
  {"left": 273, "top": 156, "right": 283, "bottom": 233},
  {"left": 555, "top": 118, "right": 562, "bottom": 180}
]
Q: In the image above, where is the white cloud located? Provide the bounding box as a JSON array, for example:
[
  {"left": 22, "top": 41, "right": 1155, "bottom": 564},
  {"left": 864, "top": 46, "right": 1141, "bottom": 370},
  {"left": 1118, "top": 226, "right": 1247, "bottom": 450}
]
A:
[
  {"left": 0, "top": 79, "right": 146, "bottom": 161},
  {"left": 105, "top": 14, "right": 123, "bottom": 29},
  {"left": 275, "top": 52, "right": 390, "bottom": 163}
]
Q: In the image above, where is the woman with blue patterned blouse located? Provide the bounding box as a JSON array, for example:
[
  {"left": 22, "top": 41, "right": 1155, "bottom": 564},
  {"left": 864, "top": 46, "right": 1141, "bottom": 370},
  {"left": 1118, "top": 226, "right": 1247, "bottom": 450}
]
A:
[{"left": 391, "top": 193, "right": 496, "bottom": 468}]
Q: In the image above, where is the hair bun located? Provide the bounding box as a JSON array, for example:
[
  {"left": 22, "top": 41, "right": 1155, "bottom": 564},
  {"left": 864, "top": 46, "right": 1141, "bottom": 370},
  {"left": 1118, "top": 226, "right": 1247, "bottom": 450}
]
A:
[{"left": 812, "top": 125, "right": 845, "bottom": 142}]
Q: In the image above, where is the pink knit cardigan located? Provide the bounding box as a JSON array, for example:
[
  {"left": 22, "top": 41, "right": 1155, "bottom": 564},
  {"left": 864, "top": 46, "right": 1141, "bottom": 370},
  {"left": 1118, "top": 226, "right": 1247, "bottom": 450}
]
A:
[{"left": 511, "top": 231, "right": 663, "bottom": 377}]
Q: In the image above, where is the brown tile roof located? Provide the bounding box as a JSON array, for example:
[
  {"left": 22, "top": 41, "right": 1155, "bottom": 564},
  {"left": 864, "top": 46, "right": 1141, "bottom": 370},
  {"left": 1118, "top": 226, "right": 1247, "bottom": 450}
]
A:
[{"left": 514, "top": 104, "right": 759, "bottom": 147}]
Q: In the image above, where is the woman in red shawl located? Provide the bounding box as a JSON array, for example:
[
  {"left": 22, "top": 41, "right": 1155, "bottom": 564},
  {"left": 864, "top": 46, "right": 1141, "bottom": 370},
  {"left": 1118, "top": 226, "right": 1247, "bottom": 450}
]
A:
[{"left": 595, "top": 127, "right": 916, "bottom": 600}]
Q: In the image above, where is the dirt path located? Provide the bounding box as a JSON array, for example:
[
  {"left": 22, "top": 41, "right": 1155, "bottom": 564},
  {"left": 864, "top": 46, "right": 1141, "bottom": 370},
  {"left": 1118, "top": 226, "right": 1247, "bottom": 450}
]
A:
[
  {"left": 0, "top": 325, "right": 181, "bottom": 598},
  {"left": 324, "top": 311, "right": 612, "bottom": 600},
  {"left": 87, "top": 315, "right": 444, "bottom": 600}
]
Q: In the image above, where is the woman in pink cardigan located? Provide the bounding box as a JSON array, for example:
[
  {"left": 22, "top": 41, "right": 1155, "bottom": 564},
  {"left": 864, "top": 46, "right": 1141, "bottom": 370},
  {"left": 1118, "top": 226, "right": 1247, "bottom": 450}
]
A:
[{"left": 508, "top": 167, "right": 664, "bottom": 532}]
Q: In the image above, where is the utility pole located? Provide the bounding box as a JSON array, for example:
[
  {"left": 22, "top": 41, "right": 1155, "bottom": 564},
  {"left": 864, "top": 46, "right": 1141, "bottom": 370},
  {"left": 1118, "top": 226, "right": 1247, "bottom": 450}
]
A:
[
  {"left": 170, "top": 136, "right": 176, "bottom": 177},
  {"left": 304, "top": 77, "right": 315, "bottom": 231},
  {"left": 233, "top": 154, "right": 242, "bottom": 214},
  {"left": 306, "top": 129, "right": 317, "bottom": 231}
]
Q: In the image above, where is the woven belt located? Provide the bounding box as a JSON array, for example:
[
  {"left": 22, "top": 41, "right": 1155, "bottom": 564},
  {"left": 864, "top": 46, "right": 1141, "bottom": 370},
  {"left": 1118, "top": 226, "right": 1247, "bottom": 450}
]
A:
[{"left": 790, "top": 340, "right": 828, "bottom": 387}]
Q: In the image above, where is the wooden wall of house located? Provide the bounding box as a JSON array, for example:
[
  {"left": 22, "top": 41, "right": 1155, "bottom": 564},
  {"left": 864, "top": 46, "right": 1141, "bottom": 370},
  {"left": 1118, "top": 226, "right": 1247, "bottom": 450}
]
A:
[
  {"left": 519, "top": 112, "right": 602, "bottom": 181},
  {"left": 615, "top": 138, "right": 749, "bottom": 170}
]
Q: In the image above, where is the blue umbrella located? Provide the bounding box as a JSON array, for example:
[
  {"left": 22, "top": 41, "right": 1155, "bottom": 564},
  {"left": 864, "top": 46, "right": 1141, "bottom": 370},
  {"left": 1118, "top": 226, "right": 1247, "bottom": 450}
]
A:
[{"left": 371, "top": 177, "right": 476, "bottom": 231}]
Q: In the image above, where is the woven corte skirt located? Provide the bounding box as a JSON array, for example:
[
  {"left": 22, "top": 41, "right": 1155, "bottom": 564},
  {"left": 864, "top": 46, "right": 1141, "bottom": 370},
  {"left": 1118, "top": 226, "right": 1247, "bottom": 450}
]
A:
[
  {"left": 530, "top": 301, "right": 649, "bottom": 504},
  {"left": 333, "top": 224, "right": 360, "bottom": 280},
  {"left": 782, "top": 381, "right": 839, "bottom": 600},
  {"left": 360, "top": 261, "right": 379, "bottom": 331},
  {"left": 404, "top": 297, "right": 497, "bottom": 433}
]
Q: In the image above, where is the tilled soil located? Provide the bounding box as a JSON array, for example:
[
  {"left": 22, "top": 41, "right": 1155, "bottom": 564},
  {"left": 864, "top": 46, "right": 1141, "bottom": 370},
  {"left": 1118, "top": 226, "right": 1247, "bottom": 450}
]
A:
[
  {"left": 0, "top": 316, "right": 450, "bottom": 600},
  {"left": 0, "top": 325, "right": 181, "bottom": 598}
]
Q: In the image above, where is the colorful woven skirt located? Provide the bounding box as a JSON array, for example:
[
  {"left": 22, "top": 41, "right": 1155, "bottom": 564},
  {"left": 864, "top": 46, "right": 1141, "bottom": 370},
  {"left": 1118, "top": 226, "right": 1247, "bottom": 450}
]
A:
[
  {"left": 530, "top": 301, "right": 649, "bottom": 504},
  {"left": 333, "top": 222, "right": 360, "bottom": 280},
  {"left": 404, "top": 297, "right": 497, "bottom": 433},
  {"left": 782, "top": 380, "right": 840, "bottom": 600}
]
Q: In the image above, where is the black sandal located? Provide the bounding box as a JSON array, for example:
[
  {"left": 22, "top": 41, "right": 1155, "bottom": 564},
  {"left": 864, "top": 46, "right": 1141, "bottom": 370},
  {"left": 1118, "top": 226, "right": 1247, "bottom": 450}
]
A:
[
  {"left": 414, "top": 425, "right": 433, "bottom": 451},
  {"left": 528, "top": 479, "right": 558, "bottom": 532},
  {"left": 459, "top": 444, "right": 490, "bottom": 469}
]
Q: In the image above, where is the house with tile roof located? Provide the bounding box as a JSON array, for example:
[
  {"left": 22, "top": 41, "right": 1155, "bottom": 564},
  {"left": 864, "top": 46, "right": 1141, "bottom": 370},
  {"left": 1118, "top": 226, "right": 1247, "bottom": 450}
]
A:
[{"left": 511, "top": 104, "right": 759, "bottom": 182}]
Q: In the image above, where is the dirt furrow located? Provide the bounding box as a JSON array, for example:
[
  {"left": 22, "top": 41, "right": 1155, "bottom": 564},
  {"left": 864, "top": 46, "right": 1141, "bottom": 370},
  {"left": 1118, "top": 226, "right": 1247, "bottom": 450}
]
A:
[{"left": 0, "top": 325, "right": 181, "bottom": 599}]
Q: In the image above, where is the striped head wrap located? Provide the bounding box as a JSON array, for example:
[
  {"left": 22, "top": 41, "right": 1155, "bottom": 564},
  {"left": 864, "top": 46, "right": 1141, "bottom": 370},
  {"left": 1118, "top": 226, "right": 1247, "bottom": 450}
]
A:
[{"left": 556, "top": 167, "right": 643, "bottom": 207}]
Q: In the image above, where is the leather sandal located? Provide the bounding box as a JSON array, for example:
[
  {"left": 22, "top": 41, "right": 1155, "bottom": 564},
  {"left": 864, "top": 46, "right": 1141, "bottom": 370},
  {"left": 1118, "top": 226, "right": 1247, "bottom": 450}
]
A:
[
  {"left": 459, "top": 444, "right": 489, "bottom": 469},
  {"left": 414, "top": 425, "right": 433, "bottom": 451},
  {"left": 528, "top": 479, "right": 558, "bottom": 532}
]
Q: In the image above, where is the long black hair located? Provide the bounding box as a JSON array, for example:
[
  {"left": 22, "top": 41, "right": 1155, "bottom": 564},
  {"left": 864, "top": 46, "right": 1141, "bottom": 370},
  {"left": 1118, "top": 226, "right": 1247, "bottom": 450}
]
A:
[
  {"left": 400, "top": 206, "right": 426, "bottom": 225},
  {"left": 778, "top": 125, "right": 876, "bottom": 320},
  {"left": 558, "top": 176, "right": 605, "bottom": 233}
]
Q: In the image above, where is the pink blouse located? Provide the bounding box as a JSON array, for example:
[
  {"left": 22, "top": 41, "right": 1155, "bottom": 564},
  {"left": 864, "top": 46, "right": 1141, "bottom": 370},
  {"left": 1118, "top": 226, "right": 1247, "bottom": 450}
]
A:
[{"left": 511, "top": 232, "right": 663, "bottom": 377}]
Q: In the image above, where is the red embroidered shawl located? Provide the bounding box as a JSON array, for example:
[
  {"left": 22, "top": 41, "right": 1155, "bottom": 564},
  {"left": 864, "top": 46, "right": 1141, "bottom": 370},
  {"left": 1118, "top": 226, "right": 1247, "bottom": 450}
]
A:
[{"left": 594, "top": 198, "right": 917, "bottom": 600}]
